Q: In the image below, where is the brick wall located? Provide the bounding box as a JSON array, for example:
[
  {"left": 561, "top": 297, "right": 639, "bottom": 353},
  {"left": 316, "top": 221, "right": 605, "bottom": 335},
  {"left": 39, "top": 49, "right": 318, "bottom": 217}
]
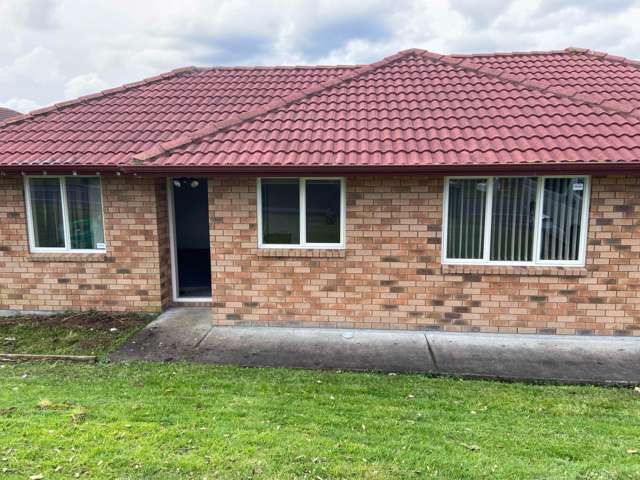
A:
[
  {"left": 0, "top": 175, "right": 169, "bottom": 312},
  {"left": 209, "top": 175, "right": 640, "bottom": 336},
  {"left": 155, "top": 179, "right": 173, "bottom": 310},
  {"left": 3, "top": 173, "right": 639, "bottom": 335}
]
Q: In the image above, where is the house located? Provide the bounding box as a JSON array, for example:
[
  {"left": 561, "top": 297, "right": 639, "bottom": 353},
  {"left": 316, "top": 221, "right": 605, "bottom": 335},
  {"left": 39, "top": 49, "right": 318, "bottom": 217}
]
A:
[
  {"left": 0, "top": 107, "right": 20, "bottom": 123},
  {"left": 1, "top": 47, "right": 640, "bottom": 336}
]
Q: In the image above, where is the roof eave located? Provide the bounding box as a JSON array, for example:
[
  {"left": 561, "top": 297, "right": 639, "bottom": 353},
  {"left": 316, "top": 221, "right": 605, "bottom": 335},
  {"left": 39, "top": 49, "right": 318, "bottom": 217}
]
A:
[
  {"left": 127, "top": 163, "right": 640, "bottom": 176},
  {"left": 0, "top": 165, "right": 125, "bottom": 175},
  {"left": 3, "top": 162, "right": 640, "bottom": 177}
]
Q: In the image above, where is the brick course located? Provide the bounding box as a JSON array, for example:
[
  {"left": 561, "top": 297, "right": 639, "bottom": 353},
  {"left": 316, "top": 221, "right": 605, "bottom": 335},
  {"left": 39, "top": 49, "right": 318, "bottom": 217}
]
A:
[
  {"left": 209, "top": 175, "right": 640, "bottom": 336},
  {"left": 2, "top": 173, "right": 640, "bottom": 336},
  {"left": 0, "top": 176, "right": 169, "bottom": 312}
]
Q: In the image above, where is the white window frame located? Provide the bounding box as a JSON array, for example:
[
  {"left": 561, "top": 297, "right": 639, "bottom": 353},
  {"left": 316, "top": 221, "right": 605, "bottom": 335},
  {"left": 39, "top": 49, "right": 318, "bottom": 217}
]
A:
[
  {"left": 442, "top": 175, "right": 590, "bottom": 267},
  {"left": 24, "top": 175, "right": 106, "bottom": 254},
  {"left": 257, "top": 177, "right": 346, "bottom": 249}
]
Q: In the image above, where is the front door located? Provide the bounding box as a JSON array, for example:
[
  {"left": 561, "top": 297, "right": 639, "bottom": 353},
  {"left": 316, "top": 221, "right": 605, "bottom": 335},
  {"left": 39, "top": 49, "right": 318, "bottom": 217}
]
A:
[{"left": 169, "top": 178, "right": 212, "bottom": 300}]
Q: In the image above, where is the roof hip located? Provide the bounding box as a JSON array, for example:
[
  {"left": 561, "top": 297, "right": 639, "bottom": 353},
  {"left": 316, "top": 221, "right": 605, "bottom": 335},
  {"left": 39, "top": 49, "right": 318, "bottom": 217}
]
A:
[
  {"left": 415, "top": 49, "right": 640, "bottom": 119},
  {"left": 0, "top": 66, "right": 200, "bottom": 129},
  {"left": 564, "top": 47, "right": 640, "bottom": 70},
  {"left": 133, "top": 47, "right": 640, "bottom": 165},
  {"left": 132, "top": 49, "right": 423, "bottom": 164}
]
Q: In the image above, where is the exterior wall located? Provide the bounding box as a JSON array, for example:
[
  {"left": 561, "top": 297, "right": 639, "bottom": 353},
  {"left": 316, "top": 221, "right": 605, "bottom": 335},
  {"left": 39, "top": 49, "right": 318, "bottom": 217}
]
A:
[
  {"left": 3, "top": 172, "right": 639, "bottom": 335},
  {"left": 209, "top": 175, "right": 640, "bottom": 336},
  {"left": 0, "top": 175, "right": 170, "bottom": 312},
  {"left": 155, "top": 179, "right": 173, "bottom": 310}
]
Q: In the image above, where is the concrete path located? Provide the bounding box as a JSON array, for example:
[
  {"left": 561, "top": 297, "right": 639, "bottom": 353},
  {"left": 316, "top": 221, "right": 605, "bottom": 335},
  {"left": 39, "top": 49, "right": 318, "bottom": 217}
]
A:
[{"left": 111, "top": 308, "right": 640, "bottom": 385}]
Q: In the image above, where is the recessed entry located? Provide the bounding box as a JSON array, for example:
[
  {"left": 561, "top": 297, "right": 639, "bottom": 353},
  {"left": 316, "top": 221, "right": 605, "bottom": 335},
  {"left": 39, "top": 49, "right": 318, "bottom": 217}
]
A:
[{"left": 169, "top": 178, "right": 212, "bottom": 300}]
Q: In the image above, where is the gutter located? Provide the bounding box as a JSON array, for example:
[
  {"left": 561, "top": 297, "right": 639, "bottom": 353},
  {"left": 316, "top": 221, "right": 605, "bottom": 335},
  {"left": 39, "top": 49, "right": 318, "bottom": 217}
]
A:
[
  {"left": 0, "top": 165, "right": 124, "bottom": 175},
  {"left": 3, "top": 162, "right": 640, "bottom": 177},
  {"left": 123, "top": 163, "right": 640, "bottom": 177}
]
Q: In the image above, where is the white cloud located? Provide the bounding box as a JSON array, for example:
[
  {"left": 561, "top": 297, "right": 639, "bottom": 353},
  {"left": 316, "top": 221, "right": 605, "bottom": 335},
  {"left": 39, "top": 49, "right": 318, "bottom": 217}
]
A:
[
  {"left": 0, "top": 98, "right": 40, "bottom": 113},
  {"left": 64, "top": 73, "right": 108, "bottom": 99},
  {"left": 0, "top": 0, "right": 60, "bottom": 30},
  {"left": 0, "top": 0, "right": 639, "bottom": 111},
  {"left": 2, "top": 47, "right": 63, "bottom": 85}
]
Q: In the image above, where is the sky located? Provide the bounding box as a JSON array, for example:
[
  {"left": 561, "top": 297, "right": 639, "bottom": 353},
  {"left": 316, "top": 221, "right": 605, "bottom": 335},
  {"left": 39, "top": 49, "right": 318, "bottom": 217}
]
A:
[{"left": 1, "top": 0, "right": 639, "bottom": 113}]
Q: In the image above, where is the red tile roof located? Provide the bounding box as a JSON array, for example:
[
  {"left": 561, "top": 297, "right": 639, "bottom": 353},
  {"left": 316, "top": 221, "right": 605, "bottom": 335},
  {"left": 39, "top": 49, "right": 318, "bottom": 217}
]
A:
[
  {"left": 0, "top": 65, "right": 357, "bottom": 168},
  {"left": 2, "top": 47, "right": 640, "bottom": 173},
  {"left": 453, "top": 48, "right": 640, "bottom": 110},
  {"left": 0, "top": 107, "right": 20, "bottom": 123}
]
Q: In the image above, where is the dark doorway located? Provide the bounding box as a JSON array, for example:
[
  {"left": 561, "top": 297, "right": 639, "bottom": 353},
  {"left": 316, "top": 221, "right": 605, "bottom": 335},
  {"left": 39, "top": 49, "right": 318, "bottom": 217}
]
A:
[{"left": 171, "top": 178, "right": 212, "bottom": 299}]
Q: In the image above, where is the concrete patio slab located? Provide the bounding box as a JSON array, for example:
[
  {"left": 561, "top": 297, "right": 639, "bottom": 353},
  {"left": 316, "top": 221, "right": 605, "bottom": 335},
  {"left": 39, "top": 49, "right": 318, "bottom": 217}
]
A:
[
  {"left": 196, "top": 326, "right": 433, "bottom": 372},
  {"left": 111, "top": 307, "right": 212, "bottom": 362},
  {"left": 427, "top": 332, "right": 640, "bottom": 385},
  {"left": 111, "top": 308, "right": 640, "bottom": 385}
]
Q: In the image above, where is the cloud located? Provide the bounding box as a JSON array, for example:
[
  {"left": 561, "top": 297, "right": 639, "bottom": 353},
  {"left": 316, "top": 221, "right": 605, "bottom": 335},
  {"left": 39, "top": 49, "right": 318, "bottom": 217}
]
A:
[
  {"left": 0, "top": 0, "right": 59, "bottom": 31},
  {"left": 2, "top": 47, "right": 63, "bottom": 85},
  {"left": 0, "top": 98, "right": 40, "bottom": 113},
  {"left": 536, "top": 0, "right": 636, "bottom": 14},
  {"left": 449, "top": 0, "right": 512, "bottom": 28},
  {"left": 0, "top": 0, "right": 639, "bottom": 111},
  {"left": 64, "top": 73, "right": 108, "bottom": 99}
]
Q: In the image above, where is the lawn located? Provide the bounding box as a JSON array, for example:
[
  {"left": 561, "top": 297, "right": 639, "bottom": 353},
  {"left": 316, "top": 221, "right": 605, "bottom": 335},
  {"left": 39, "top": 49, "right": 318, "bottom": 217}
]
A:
[{"left": 0, "top": 316, "right": 639, "bottom": 479}]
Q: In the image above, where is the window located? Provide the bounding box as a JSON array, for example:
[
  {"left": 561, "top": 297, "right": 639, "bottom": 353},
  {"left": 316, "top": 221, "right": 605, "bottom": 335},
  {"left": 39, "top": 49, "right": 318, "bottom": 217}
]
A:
[
  {"left": 25, "top": 176, "right": 106, "bottom": 252},
  {"left": 443, "top": 176, "right": 589, "bottom": 266},
  {"left": 258, "top": 178, "right": 345, "bottom": 248}
]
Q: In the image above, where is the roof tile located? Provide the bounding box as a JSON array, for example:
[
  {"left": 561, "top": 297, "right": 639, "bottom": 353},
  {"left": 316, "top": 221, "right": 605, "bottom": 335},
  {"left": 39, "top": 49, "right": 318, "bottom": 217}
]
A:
[
  {"left": 140, "top": 50, "right": 640, "bottom": 170},
  {"left": 0, "top": 107, "right": 20, "bottom": 123},
  {"left": 3, "top": 47, "right": 640, "bottom": 171},
  {"left": 0, "top": 64, "right": 358, "bottom": 167}
]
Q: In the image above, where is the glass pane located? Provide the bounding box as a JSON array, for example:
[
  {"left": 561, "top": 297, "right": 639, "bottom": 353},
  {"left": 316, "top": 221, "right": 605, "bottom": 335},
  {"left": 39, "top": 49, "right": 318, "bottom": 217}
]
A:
[
  {"left": 66, "top": 177, "right": 105, "bottom": 250},
  {"left": 261, "top": 179, "right": 300, "bottom": 244},
  {"left": 540, "top": 178, "right": 585, "bottom": 261},
  {"left": 490, "top": 177, "right": 537, "bottom": 262},
  {"left": 446, "top": 179, "right": 486, "bottom": 259},
  {"left": 29, "top": 178, "right": 65, "bottom": 248},
  {"left": 305, "top": 180, "right": 341, "bottom": 244}
]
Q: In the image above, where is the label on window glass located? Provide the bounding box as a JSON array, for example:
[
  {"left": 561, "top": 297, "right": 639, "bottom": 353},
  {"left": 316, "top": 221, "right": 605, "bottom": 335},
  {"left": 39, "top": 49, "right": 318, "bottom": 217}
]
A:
[
  {"left": 95, "top": 242, "right": 106, "bottom": 250},
  {"left": 572, "top": 182, "right": 584, "bottom": 191}
]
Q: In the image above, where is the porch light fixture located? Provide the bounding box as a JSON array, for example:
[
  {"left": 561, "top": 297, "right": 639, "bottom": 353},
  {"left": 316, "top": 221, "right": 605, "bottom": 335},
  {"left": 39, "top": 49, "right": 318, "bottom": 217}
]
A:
[{"left": 173, "top": 178, "right": 200, "bottom": 188}]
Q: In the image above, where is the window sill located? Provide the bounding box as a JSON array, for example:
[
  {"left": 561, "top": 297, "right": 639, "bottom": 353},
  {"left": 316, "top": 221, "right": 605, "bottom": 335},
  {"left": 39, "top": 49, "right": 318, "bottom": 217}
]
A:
[
  {"left": 441, "top": 264, "right": 588, "bottom": 277},
  {"left": 28, "top": 253, "right": 109, "bottom": 263},
  {"left": 257, "top": 248, "right": 346, "bottom": 259}
]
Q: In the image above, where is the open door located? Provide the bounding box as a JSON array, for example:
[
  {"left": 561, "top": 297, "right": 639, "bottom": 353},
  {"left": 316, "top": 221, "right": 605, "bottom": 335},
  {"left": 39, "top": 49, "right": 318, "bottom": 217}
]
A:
[{"left": 169, "top": 178, "right": 212, "bottom": 300}]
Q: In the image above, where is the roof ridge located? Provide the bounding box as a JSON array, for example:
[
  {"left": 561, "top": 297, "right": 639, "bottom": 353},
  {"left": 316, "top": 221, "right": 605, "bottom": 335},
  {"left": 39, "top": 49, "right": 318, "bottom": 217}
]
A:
[
  {"left": 132, "top": 49, "right": 422, "bottom": 164},
  {"left": 196, "top": 64, "right": 362, "bottom": 71},
  {"left": 0, "top": 66, "right": 200, "bottom": 129},
  {"left": 452, "top": 49, "right": 569, "bottom": 58},
  {"left": 416, "top": 49, "right": 640, "bottom": 120},
  {"left": 565, "top": 47, "right": 640, "bottom": 70}
]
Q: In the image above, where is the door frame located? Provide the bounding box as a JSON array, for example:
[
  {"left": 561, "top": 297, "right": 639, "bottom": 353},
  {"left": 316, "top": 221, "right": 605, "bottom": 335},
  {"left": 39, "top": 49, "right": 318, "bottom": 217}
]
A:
[{"left": 166, "top": 177, "right": 213, "bottom": 302}]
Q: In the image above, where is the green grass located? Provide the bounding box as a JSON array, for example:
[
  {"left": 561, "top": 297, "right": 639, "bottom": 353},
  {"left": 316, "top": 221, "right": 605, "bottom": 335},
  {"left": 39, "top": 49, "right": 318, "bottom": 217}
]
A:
[
  {"left": 1, "top": 314, "right": 638, "bottom": 478},
  {"left": 0, "top": 311, "right": 153, "bottom": 360},
  {"left": 0, "top": 361, "right": 638, "bottom": 479}
]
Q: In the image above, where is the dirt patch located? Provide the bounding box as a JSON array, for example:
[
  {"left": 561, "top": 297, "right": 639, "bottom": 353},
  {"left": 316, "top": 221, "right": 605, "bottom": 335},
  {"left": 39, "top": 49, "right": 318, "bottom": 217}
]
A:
[
  {"left": 0, "top": 311, "right": 152, "bottom": 331},
  {"left": 1, "top": 311, "right": 156, "bottom": 356}
]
